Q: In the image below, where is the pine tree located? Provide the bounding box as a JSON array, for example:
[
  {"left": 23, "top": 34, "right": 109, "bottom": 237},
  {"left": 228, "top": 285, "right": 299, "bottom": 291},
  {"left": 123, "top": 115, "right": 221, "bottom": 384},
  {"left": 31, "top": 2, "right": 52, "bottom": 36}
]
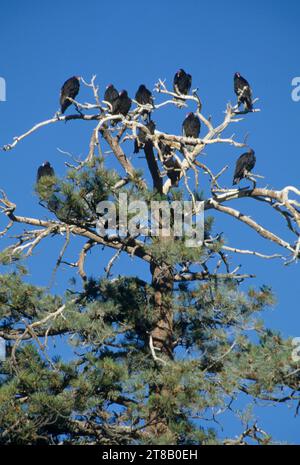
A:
[{"left": 0, "top": 75, "right": 299, "bottom": 445}]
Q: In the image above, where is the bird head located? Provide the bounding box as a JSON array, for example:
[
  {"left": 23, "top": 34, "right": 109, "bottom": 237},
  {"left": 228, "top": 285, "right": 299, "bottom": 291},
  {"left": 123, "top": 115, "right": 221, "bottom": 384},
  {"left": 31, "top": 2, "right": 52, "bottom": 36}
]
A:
[
  {"left": 178, "top": 69, "right": 185, "bottom": 76},
  {"left": 234, "top": 72, "right": 241, "bottom": 78},
  {"left": 119, "top": 90, "right": 128, "bottom": 97},
  {"left": 43, "top": 161, "right": 51, "bottom": 167}
]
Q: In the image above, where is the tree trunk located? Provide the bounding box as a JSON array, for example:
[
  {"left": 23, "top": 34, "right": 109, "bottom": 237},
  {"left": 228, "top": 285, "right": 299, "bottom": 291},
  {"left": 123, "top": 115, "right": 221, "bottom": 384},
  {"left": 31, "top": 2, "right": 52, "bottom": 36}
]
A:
[
  {"left": 147, "top": 258, "right": 174, "bottom": 439},
  {"left": 150, "top": 261, "right": 173, "bottom": 358},
  {"left": 143, "top": 140, "right": 175, "bottom": 439}
]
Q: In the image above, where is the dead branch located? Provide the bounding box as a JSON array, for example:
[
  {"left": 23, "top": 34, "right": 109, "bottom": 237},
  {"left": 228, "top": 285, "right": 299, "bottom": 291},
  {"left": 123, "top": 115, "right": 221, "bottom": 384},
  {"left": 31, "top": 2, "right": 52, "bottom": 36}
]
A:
[
  {"left": 11, "top": 299, "right": 75, "bottom": 367},
  {"left": 105, "top": 248, "right": 123, "bottom": 278},
  {"left": 174, "top": 271, "right": 255, "bottom": 282},
  {"left": 222, "top": 245, "right": 283, "bottom": 260},
  {"left": 223, "top": 423, "right": 270, "bottom": 445},
  {"left": 77, "top": 240, "right": 95, "bottom": 282}
]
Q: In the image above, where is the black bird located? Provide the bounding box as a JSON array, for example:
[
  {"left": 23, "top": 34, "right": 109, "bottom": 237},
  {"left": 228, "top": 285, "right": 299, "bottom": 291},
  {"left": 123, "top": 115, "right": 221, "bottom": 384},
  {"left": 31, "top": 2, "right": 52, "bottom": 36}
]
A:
[
  {"left": 158, "top": 142, "right": 181, "bottom": 187},
  {"left": 134, "top": 120, "right": 156, "bottom": 154},
  {"left": 158, "top": 141, "right": 172, "bottom": 158},
  {"left": 173, "top": 69, "right": 192, "bottom": 96},
  {"left": 135, "top": 84, "right": 154, "bottom": 121},
  {"left": 182, "top": 112, "right": 201, "bottom": 138},
  {"left": 233, "top": 149, "right": 256, "bottom": 185},
  {"left": 114, "top": 90, "right": 132, "bottom": 117},
  {"left": 110, "top": 90, "right": 132, "bottom": 126},
  {"left": 60, "top": 76, "right": 80, "bottom": 114},
  {"left": 163, "top": 156, "right": 181, "bottom": 187},
  {"left": 37, "top": 161, "right": 55, "bottom": 183},
  {"left": 182, "top": 113, "right": 201, "bottom": 152},
  {"left": 234, "top": 72, "right": 253, "bottom": 111},
  {"left": 104, "top": 84, "right": 119, "bottom": 113}
]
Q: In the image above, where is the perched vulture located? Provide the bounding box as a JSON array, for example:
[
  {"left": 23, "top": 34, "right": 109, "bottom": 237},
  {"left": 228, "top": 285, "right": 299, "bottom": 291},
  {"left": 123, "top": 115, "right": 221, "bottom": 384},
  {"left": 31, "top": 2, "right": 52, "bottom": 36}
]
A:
[
  {"left": 104, "top": 84, "right": 119, "bottom": 113},
  {"left": 114, "top": 90, "right": 132, "bottom": 116},
  {"left": 158, "top": 141, "right": 181, "bottom": 187},
  {"left": 60, "top": 76, "right": 80, "bottom": 114},
  {"left": 134, "top": 120, "right": 156, "bottom": 154},
  {"left": 173, "top": 69, "right": 192, "bottom": 96},
  {"left": 233, "top": 149, "right": 256, "bottom": 185},
  {"left": 158, "top": 141, "right": 172, "bottom": 158},
  {"left": 182, "top": 112, "right": 201, "bottom": 138},
  {"left": 163, "top": 156, "right": 181, "bottom": 187},
  {"left": 110, "top": 90, "right": 132, "bottom": 126},
  {"left": 37, "top": 161, "right": 55, "bottom": 183},
  {"left": 135, "top": 84, "right": 154, "bottom": 121},
  {"left": 234, "top": 72, "right": 253, "bottom": 111}
]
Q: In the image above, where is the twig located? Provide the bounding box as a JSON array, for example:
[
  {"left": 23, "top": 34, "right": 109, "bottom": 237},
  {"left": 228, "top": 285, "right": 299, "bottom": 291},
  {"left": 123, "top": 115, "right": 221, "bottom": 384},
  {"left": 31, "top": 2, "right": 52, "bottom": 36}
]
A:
[{"left": 149, "top": 334, "right": 167, "bottom": 366}]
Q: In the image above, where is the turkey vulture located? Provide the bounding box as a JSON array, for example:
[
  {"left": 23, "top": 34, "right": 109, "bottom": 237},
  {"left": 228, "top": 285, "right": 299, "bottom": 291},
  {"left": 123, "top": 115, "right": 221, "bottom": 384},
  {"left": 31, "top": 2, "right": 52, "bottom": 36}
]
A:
[
  {"left": 234, "top": 72, "right": 253, "bottom": 111},
  {"left": 182, "top": 113, "right": 201, "bottom": 138},
  {"left": 173, "top": 69, "right": 192, "bottom": 96},
  {"left": 110, "top": 90, "right": 132, "bottom": 126},
  {"left": 37, "top": 161, "right": 55, "bottom": 183},
  {"left": 114, "top": 90, "right": 132, "bottom": 116},
  {"left": 104, "top": 84, "right": 119, "bottom": 113},
  {"left": 60, "top": 76, "right": 80, "bottom": 114},
  {"left": 158, "top": 141, "right": 181, "bottom": 186},
  {"left": 233, "top": 149, "right": 256, "bottom": 185},
  {"left": 135, "top": 84, "right": 154, "bottom": 121},
  {"left": 158, "top": 141, "right": 172, "bottom": 158},
  {"left": 134, "top": 120, "right": 156, "bottom": 154},
  {"left": 163, "top": 156, "right": 181, "bottom": 186}
]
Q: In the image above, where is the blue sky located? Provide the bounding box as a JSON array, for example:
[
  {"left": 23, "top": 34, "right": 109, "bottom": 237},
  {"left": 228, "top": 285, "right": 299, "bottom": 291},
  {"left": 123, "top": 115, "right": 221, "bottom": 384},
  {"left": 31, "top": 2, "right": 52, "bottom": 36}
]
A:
[{"left": 0, "top": 0, "right": 300, "bottom": 443}]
